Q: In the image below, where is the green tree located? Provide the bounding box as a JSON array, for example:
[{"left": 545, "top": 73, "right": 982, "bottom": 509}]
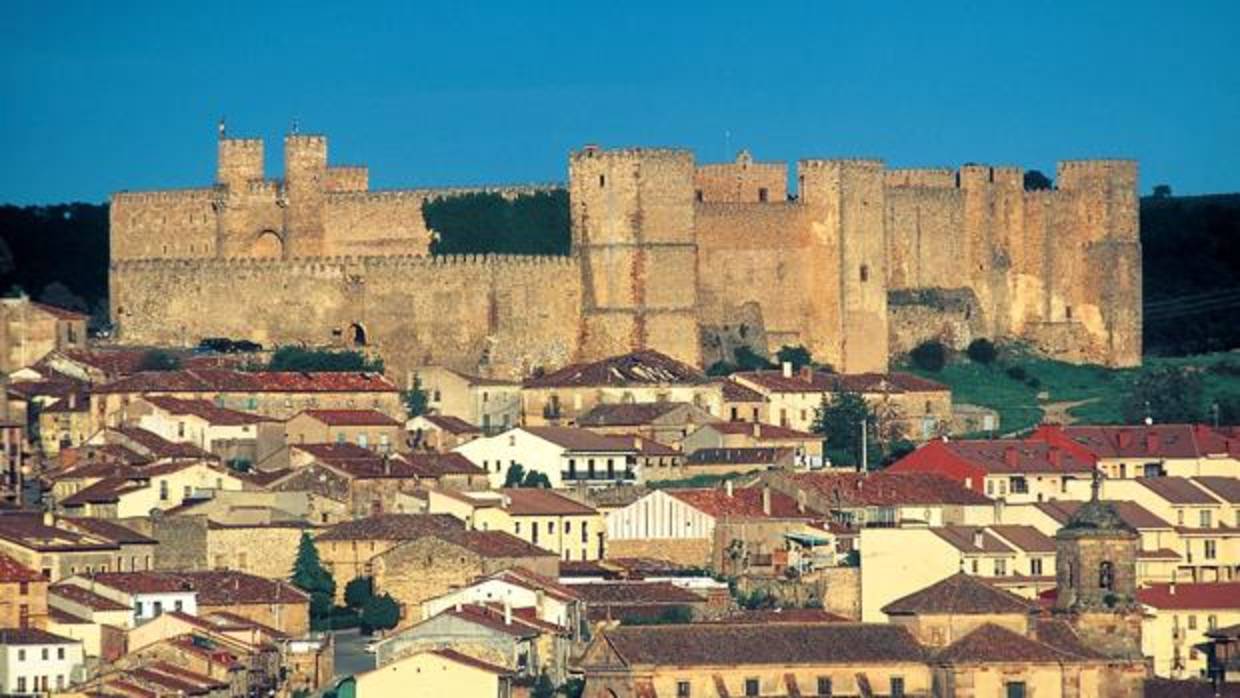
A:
[
  {"left": 966, "top": 338, "right": 997, "bottom": 365},
  {"left": 1121, "top": 367, "right": 1204, "bottom": 424},
  {"left": 775, "top": 345, "right": 813, "bottom": 370},
  {"left": 344, "top": 576, "right": 374, "bottom": 611},
  {"left": 403, "top": 375, "right": 429, "bottom": 417},
  {"left": 909, "top": 340, "right": 947, "bottom": 372},
  {"left": 1023, "top": 170, "right": 1053, "bottom": 191},
  {"left": 266, "top": 346, "right": 383, "bottom": 372},
  {"left": 522, "top": 470, "right": 552, "bottom": 488},
  {"left": 813, "top": 388, "right": 880, "bottom": 469},
  {"left": 733, "top": 346, "right": 773, "bottom": 371},
  {"left": 291, "top": 532, "right": 335, "bottom": 620},
  {"left": 137, "top": 349, "right": 181, "bottom": 371},
  {"left": 1214, "top": 394, "right": 1240, "bottom": 425},
  {"left": 1152, "top": 184, "right": 1172, "bottom": 198},
  {"left": 503, "top": 463, "right": 527, "bottom": 487},
  {"left": 531, "top": 671, "right": 557, "bottom": 698},
  {"left": 360, "top": 593, "right": 400, "bottom": 635},
  {"left": 557, "top": 678, "right": 585, "bottom": 698}
]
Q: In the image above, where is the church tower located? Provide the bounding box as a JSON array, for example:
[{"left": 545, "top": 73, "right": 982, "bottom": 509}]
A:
[{"left": 1054, "top": 475, "right": 1149, "bottom": 695}]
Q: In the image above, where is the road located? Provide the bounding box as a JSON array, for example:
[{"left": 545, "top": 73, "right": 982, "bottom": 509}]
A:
[{"left": 332, "top": 629, "right": 377, "bottom": 680}]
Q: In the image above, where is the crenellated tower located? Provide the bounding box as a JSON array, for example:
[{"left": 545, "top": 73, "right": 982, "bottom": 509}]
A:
[
  {"left": 569, "top": 146, "right": 701, "bottom": 367},
  {"left": 283, "top": 134, "right": 329, "bottom": 257}
]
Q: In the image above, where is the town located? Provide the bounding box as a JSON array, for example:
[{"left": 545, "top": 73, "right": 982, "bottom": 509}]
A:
[{"left": 2, "top": 4, "right": 1238, "bottom": 698}]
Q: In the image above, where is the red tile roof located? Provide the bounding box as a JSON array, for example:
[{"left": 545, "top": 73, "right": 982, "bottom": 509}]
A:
[
  {"left": 315, "top": 514, "right": 464, "bottom": 541},
  {"left": 522, "top": 426, "right": 639, "bottom": 452},
  {"left": 1138, "top": 582, "right": 1240, "bottom": 610},
  {"left": 882, "top": 573, "right": 1038, "bottom": 616},
  {"left": 936, "top": 623, "right": 1075, "bottom": 664},
  {"left": 1032, "top": 424, "right": 1240, "bottom": 460},
  {"left": 85, "top": 570, "right": 308, "bottom": 604},
  {"left": 889, "top": 438, "right": 1095, "bottom": 476},
  {"left": 0, "top": 551, "right": 43, "bottom": 582},
  {"left": 0, "top": 628, "right": 79, "bottom": 645},
  {"left": 0, "top": 513, "right": 122, "bottom": 552},
  {"left": 141, "top": 396, "right": 271, "bottom": 425},
  {"left": 95, "top": 369, "right": 397, "bottom": 395},
  {"left": 706, "top": 422, "right": 819, "bottom": 440},
  {"left": 685, "top": 447, "right": 794, "bottom": 466},
  {"left": 524, "top": 350, "right": 708, "bottom": 388},
  {"left": 668, "top": 486, "right": 814, "bottom": 519},
  {"left": 31, "top": 301, "right": 89, "bottom": 321},
  {"left": 576, "top": 402, "right": 699, "bottom": 427},
  {"left": 496, "top": 489, "right": 598, "bottom": 516},
  {"left": 987, "top": 525, "right": 1057, "bottom": 553},
  {"left": 1034, "top": 499, "right": 1171, "bottom": 530},
  {"left": 718, "top": 380, "right": 765, "bottom": 403},
  {"left": 297, "top": 409, "right": 401, "bottom": 426},
  {"left": 720, "top": 608, "right": 849, "bottom": 623},
  {"left": 114, "top": 426, "right": 215, "bottom": 460},
  {"left": 1137, "top": 476, "right": 1219, "bottom": 504},
  {"left": 1193, "top": 476, "right": 1240, "bottom": 503},
  {"left": 931, "top": 527, "right": 1016, "bottom": 554},
  {"left": 573, "top": 581, "right": 705, "bottom": 605},
  {"left": 780, "top": 471, "right": 993, "bottom": 506},
  {"left": 735, "top": 369, "right": 947, "bottom": 395},
  {"left": 420, "top": 414, "right": 482, "bottom": 434},
  {"left": 295, "top": 444, "right": 482, "bottom": 480},
  {"left": 61, "top": 517, "right": 156, "bottom": 545},
  {"left": 50, "top": 583, "right": 131, "bottom": 611},
  {"left": 428, "top": 648, "right": 513, "bottom": 675},
  {"left": 601, "top": 622, "right": 927, "bottom": 665}
]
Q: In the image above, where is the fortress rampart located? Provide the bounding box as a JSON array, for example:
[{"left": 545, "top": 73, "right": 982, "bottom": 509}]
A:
[{"left": 110, "top": 131, "right": 1142, "bottom": 381}]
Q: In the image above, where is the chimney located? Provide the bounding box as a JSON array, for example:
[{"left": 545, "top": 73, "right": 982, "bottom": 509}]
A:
[
  {"left": 762, "top": 486, "right": 772, "bottom": 516},
  {"left": 993, "top": 498, "right": 1005, "bottom": 523},
  {"left": 725, "top": 480, "right": 734, "bottom": 498},
  {"left": 752, "top": 422, "right": 761, "bottom": 439},
  {"left": 1004, "top": 446, "right": 1018, "bottom": 468},
  {"left": 781, "top": 361, "right": 793, "bottom": 378},
  {"left": 42, "top": 510, "right": 54, "bottom": 527},
  {"left": 68, "top": 393, "right": 77, "bottom": 410},
  {"left": 796, "top": 490, "right": 806, "bottom": 514},
  {"left": 799, "top": 365, "right": 814, "bottom": 383},
  {"left": 1118, "top": 430, "right": 1132, "bottom": 449},
  {"left": 633, "top": 436, "right": 643, "bottom": 450},
  {"left": 382, "top": 455, "right": 391, "bottom": 476},
  {"left": 455, "top": 601, "right": 462, "bottom": 612},
  {"left": 972, "top": 529, "right": 984, "bottom": 549},
  {"left": 1048, "top": 447, "right": 1062, "bottom": 469},
  {"left": 1146, "top": 430, "right": 1161, "bottom": 454},
  {"left": 504, "top": 600, "right": 512, "bottom": 625},
  {"left": 1170, "top": 570, "right": 1177, "bottom": 595}
]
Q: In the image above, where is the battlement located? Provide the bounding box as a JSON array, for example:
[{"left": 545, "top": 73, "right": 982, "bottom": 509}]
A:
[
  {"left": 325, "top": 183, "right": 562, "bottom": 204},
  {"left": 797, "top": 158, "right": 885, "bottom": 170},
  {"left": 284, "top": 134, "right": 329, "bottom": 146},
  {"left": 326, "top": 166, "right": 369, "bottom": 193},
  {"left": 884, "top": 168, "right": 955, "bottom": 188},
  {"left": 112, "top": 188, "right": 216, "bottom": 203},
  {"left": 570, "top": 146, "right": 693, "bottom": 163},
  {"left": 1056, "top": 159, "right": 1139, "bottom": 190},
  {"left": 219, "top": 137, "right": 263, "bottom": 150},
  {"left": 246, "top": 180, "right": 282, "bottom": 196},
  {"left": 111, "top": 252, "right": 576, "bottom": 273}
]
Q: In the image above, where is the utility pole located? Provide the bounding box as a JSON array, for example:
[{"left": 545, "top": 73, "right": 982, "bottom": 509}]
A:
[
  {"left": 1212, "top": 402, "right": 1220, "bottom": 429},
  {"left": 860, "top": 419, "right": 868, "bottom": 473}
]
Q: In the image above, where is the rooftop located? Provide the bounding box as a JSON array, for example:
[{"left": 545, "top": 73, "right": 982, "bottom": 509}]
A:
[
  {"left": 417, "top": 414, "right": 482, "bottom": 435},
  {"left": 576, "top": 402, "right": 697, "bottom": 427},
  {"left": 315, "top": 513, "right": 464, "bottom": 541},
  {"left": 0, "top": 628, "right": 79, "bottom": 646},
  {"left": 598, "top": 622, "right": 926, "bottom": 666},
  {"left": 77, "top": 570, "right": 308, "bottom": 604},
  {"left": 95, "top": 368, "right": 398, "bottom": 395},
  {"left": 686, "top": 447, "right": 794, "bottom": 465},
  {"left": 704, "top": 421, "right": 819, "bottom": 440},
  {"left": 142, "top": 395, "right": 272, "bottom": 425},
  {"left": 1138, "top": 582, "right": 1240, "bottom": 610},
  {"left": 524, "top": 350, "right": 708, "bottom": 388},
  {"left": 779, "top": 471, "right": 992, "bottom": 506},
  {"left": 1136, "top": 476, "right": 1220, "bottom": 504},
  {"left": 735, "top": 369, "right": 947, "bottom": 395},
  {"left": 936, "top": 623, "right": 1075, "bottom": 664},
  {"left": 882, "top": 573, "right": 1038, "bottom": 616},
  {"left": 0, "top": 551, "right": 43, "bottom": 582},
  {"left": 1034, "top": 423, "right": 1240, "bottom": 460},
  {"left": 668, "top": 486, "right": 813, "bottom": 519},
  {"left": 297, "top": 408, "right": 402, "bottom": 427},
  {"left": 1035, "top": 499, "right": 1170, "bottom": 530},
  {"left": 521, "top": 426, "right": 639, "bottom": 452}
]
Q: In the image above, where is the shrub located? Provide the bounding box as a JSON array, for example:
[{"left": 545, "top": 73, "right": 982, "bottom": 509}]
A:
[
  {"left": 344, "top": 576, "right": 374, "bottom": 611},
  {"left": 733, "top": 346, "right": 773, "bottom": 371},
  {"left": 1026, "top": 377, "right": 1042, "bottom": 389},
  {"left": 137, "top": 350, "right": 181, "bottom": 372},
  {"left": 360, "top": 593, "right": 400, "bottom": 635},
  {"left": 1005, "top": 365, "right": 1028, "bottom": 381},
  {"left": 775, "top": 345, "right": 812, "bottom": 370},
  {"left": 966, "top": 338, "right": 997, "bottom": 365},
  {"left": 909, "top": 341, "right": 947, "bottom": 372}
]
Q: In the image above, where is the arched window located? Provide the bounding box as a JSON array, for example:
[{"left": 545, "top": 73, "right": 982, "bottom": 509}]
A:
[
  {"left": 349, "top": 323, "right": 366, "bottom": 347},
  {"left": 1099, "top": 561, "right": 1115, "bottom": 590},
  {"left": 860, "top": 264, "right": 869, "bottom": 282}
]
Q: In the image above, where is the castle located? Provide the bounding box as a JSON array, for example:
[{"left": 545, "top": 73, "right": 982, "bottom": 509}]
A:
[{"left": 109, "top": 129, "right": 1142, "bottom": 383}]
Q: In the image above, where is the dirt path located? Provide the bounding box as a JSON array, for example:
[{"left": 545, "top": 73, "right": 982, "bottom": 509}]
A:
[{"left": 1040, "top": 398, "right": 1098, "bottom": 425}]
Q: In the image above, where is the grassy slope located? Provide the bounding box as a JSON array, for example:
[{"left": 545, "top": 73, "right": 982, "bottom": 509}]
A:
[{"left": 903, "top": 351, "right": 1240, "bottom": 436}]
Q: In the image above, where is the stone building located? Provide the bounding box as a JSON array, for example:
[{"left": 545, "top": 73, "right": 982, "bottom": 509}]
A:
[
  {"left": 109, "top": 130, "right": 1143, "bottom": 385},
  {"left": 0, "top": 552, "right": 48, "bottom": 629},
  {"left": 0, "top": 297, "right": 87, "bottom": 373}
]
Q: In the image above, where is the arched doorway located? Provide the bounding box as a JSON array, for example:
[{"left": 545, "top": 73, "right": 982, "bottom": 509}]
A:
[
  {"left": 349, "top": 323, "right": 367, "bottom": 347},
  {"left": 251, "top": 230, "right": 284, "bottom": 258}
]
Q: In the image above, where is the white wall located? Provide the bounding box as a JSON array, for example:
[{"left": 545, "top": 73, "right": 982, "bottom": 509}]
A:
[
  {"left": 606, "top": 490, "right": 717, "bottom": 541},
  {"left": 454, "top": 429, "right": 568, "bottom": 487},
  {"left": 859, "top": 527, "right": 957, "bottom": 622},
  {"left": 0, "top": 640, "right": 84, "bottom": 694}
]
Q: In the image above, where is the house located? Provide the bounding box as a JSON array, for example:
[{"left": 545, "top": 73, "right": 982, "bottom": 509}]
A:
[
  {"left": 0, "top": 297, "right": 88, "bottom": 373},
  {"left": 578, "top": 622, "right": 931, "bottom": 698},
  {"left": 732, "top": 364, "right": 952, "bottom": 439},
  {"left": 313, "top": 514, "right": 558, "bottom": 622},
  {"left": 605, "top": 484, "right": 820, "bottom": 571},
  {"left": 90, "top": 368, "right": 401, "bottom": 430},
  {"left": 880, "top": 571, "right": 1040, "bottom": 647},
  {"left": 343, "top": 648, "right": 514, "bottom": 698},
  {"left": 60, "top": 569, "right": 310, "bottom": 636},
  {"left": 681, "top": 447, "right": 796, "bottom": 480},
  {"left": 47, "top": 582, "right": 132, "bottom": 659},
  {"left": 0, "top": 512, "right": 157, "bottom": 582},
  {"left": 716, "top": 378, "right": 769, "bottom": 424},
  {"left": 406, "top": 414, "right": 482, "bottom": 452},
  {"left": 0, "top": 627, "right": 85, "bottom": 695},
  {"left": 886, "top": 438, "right": 1096, "bottom": 502},
  {"left": 80, "top": 660, "right": 230, "bottom": 698},
  {"left": 420, "top": 567, "right": 585, "bottom": 635},
  {"left": 1031, "top": 423, "right": 1240, "bottom": 479},
  {"left": 427, "top": 488, "right": 606, "bottom": 561},
  {"left": 128, "top": 395, "right": 281, "bottom": 465},
  {"left": 37, "top": 391, "right": 92, "bottom": 456},
  {"left": 454, "top": 426, "right": 641, "bottom": 488},
  {"left": 0, "top": 552, "right": 47, "bottom": 629},
  {"left": 411, "top": 366, "right": 521, "bottom": 435},
  {"left": 682, "top": 421, "right": 824, "bottom": 467},
  {"left": 373, "top": 605, "right": 562, "bottom": 682},
  {"left": 56, "top": 460, "right": 247, "bottom": 519},
  {"left": 284, "top": 409, "right": 404, "bottom": 453},
  {"left": 86, "top": 425, "right": 218, "bottom": 463},
  {"left": 1139, "top": 582, "right": 1240, "bottom": 679},
  {"left": 575, "top": 401, "right": 720, "bottom": 446},
  {"left": 267, "top": 443, "right": 487, "bottom": 516},
  {"left": 573, "top": 581, "right": 713, "bottom": 624},
  {"left": 521, "top": 350, "right": 723, "bottom": 426},
  {"left": 860, "top": 525, "right": 1057, "bottom": 621},
  {"left": 762, "top": 470, "right": 994, "bottom": 529}
]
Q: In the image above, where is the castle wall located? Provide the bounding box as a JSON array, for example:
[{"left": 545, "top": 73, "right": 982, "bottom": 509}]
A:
[
  {"left": 694, "top": 153, "right": 787, "bottom": 203},
  {"left": 109, "top": 254, "right": 582, "bottom": 381},
  {"left": 110, "top": 190, "right": 218, "bottom": 260},
  {"left": 694, "top": 202, "right": 823, "bottom": 355}
]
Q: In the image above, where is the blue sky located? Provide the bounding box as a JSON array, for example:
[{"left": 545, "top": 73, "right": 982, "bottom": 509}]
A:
[{"left": 2, "top": 1, "right": 1237, "bottom": 203}]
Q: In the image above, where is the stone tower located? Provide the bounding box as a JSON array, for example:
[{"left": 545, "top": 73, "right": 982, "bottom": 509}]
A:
[
  {"left": 283, "top": 134, "right": 329, "bottom": 257},
  {"left": 569, "top": 146, "right": 701, "bottom": 367},
  {"left": 796, "top": 159, "right": 889, "bottom": 373},
  {"left": 1054, "top": 475, "right": 1145, "bottom": 665}
]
